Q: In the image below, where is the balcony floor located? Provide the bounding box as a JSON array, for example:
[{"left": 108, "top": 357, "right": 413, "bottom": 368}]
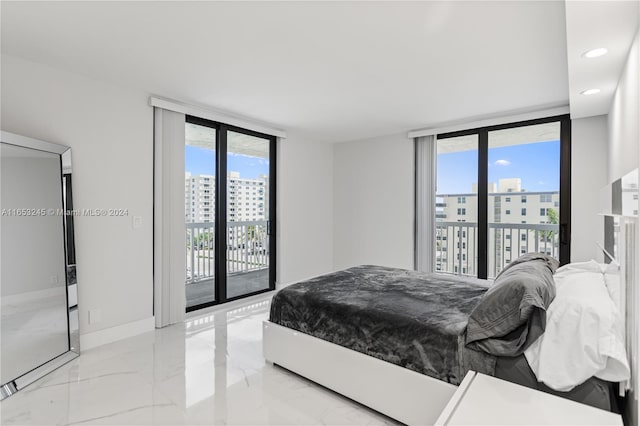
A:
[{"left": 186, "top": 269, "right": 270, "bottom": 308}]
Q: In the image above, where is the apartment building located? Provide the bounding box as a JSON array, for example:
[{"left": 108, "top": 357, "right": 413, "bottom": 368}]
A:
[
  {"left": 185, "top": 172, "right": 215, "bottom": 223},
  {"left": 228, "top": 171, "right": 268, "bottom": 222},
  {"left": 185, "top": 171, "right": 267, "bottom": 223},
  {"left": 435, "top": 178, "right": 560, "bottom": 277}
]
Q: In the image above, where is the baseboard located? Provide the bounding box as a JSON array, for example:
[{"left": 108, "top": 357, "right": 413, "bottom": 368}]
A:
[{"left": 80, "top": 316, "right": 155, "bottom": 351}]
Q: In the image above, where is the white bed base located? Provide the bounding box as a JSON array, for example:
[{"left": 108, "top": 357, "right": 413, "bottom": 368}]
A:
[{"left": 263, "top": 321, "right": 457, "bottom": 425}]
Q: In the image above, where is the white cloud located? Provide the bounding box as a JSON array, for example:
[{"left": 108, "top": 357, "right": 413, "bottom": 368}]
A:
[{"left": 494, "top": 159, "right": 511, "bottom": 166}]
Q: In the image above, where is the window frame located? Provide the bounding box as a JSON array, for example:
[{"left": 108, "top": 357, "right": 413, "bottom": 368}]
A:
[
  {"left": 185, "top": 115, "right": 277, "bottom": 312},
  {"left": 436, "top": 114, "right": 571, "bottom": 278}
]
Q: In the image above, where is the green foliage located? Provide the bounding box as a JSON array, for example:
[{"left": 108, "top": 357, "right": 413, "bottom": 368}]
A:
[
  {"left": 547, "top": 207, "right": 558, "bottom": 225},
  {"left": 545, "top": 207, "right": 558, "bottom": 241}
]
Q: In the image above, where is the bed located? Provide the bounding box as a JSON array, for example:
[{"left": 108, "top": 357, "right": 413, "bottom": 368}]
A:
[
  {"left": 269, "top": 266, "right": 495, "bottom": 385},
  {"left": 263, "top": 255, "right": 631, "bottom": 425}
]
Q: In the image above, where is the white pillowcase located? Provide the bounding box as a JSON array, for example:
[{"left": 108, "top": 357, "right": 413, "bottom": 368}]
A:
[
  {"left": 524, "top": 262, "right": 630, "bottom": 391},
  {"left": 555, "top": 259, "right": 606, "bottom": 274}
]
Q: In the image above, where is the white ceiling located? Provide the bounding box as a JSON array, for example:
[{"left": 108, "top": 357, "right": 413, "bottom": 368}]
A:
[
  {"left": 565, "top": 1, "right": 639, "bottom": 119},
  {"left": 0, "top": 1, "right": 578, "bottom": 143}
]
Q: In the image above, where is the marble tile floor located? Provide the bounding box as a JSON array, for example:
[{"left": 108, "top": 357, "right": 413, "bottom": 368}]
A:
[{"left": 0, "top": 294, "right": 398, "bottom": 425}]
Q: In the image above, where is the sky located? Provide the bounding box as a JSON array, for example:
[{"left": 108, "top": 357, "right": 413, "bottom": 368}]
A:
[
  {"left": 187, "top": 140, "right": 560, "bottom": 192},
  {"left": 185, "top": 145, "right": 269, "bottom": 179},
  {"left": 436, "top": 140, "right": 560, "bottom": 194}
]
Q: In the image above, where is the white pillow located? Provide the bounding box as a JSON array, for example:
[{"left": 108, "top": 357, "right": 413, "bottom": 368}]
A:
[
  {"left": 555, "top": 260, "right": 622, "bottom": 310},
  {"left": 524, "top": 266, "right": 629, "bottom": 391},
  {"left": 554, "top": 259, "right": 605, "bottom": 275},
  {"left": 602, "top": 263, "right": 622, "bottom": 311}
]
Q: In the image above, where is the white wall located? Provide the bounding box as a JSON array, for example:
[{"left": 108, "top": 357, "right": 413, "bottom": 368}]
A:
[
  {"left": 608, "top": 30, "right": 640, "bottom": 183},
  {"left": 607, "top": 27, "right": 640, "bottom": 426},
  {"left": 333, "top": 133, "right": 414, "bottom": 271},
  {"left": 1, "top": 54, "right": 339, "bottom": 341},
  {"left": 571, "top": 115, "right": 608, "bottom": 262},
  {"left": 1, "top": 54, "right": 154, "bottom": 339},
  {"left": 277, "top": 134, "right": 334, "bottom": 285}
]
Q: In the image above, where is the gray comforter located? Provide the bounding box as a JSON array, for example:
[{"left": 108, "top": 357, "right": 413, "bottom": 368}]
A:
[{"left": 269, "top": 265, "right": 496, "bottom": 385}]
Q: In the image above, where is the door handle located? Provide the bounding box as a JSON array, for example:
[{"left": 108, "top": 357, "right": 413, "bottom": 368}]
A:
[{"left": 560, "top": 224, "right": 568, "bottom": 245}]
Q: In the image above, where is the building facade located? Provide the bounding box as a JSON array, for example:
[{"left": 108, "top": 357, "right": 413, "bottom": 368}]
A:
[
  {"left": 436, "top": 178, "right": 560, "bottom": 277},
  {"left": 185, "top": 172, "right": 267, "bottom": 223}
]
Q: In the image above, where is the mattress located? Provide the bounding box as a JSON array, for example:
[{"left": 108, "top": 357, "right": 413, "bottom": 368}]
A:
[
  {"left": 269, "top": 265, "right": 495, "bottom": 385},
  {"left": 495, "top": 355, "right": 616, "bottom": 412}
]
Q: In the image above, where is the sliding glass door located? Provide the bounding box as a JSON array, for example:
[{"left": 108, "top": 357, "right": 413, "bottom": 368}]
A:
[
  {"left": 434, "top": 115, "right": 570, "bottom": 279},
  {"left": 225, "top": 129, "right": 273, "bottom": 299},
  {"left": 487, "top": 122, "right": 561, "bottom": 277},
  {"left": 435, "top": 134, "right": 478, "bottom": 276},
  {"left": 185, "top": 121, "right": 217, "bottom": 308},
  {"left": 185, "top": 117, "right": 276, "bottom": 311}
]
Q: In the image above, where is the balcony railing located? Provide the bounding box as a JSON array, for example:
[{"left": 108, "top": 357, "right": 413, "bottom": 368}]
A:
[
  {"left": 185, "top": 220, "right": 269, "bottom": 284},
  {"left": 435, "top": 221, "right": 559, "bottom": 278}
]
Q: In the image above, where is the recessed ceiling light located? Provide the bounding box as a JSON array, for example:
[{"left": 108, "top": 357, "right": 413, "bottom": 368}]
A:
[
  {"left": 581, "top": 88, "right": 601, "bottom": 96},
  {"left": 582, "top": 48, "right": 608, "bottom": 58}
]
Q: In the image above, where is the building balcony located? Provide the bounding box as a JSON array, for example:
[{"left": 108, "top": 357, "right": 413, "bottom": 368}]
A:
[
  {"left": 434, "top": 221, "right": 559, "bottom": 278},
  {"left": 185, "top": 220, "right": 269, "bottom": 306}
]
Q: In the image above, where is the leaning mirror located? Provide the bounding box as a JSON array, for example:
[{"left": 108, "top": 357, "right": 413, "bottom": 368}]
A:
[{"left": 0, "top": 131, "right": 79, "bottom": 400}]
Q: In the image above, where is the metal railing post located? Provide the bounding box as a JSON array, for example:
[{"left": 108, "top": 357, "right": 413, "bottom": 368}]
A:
[
  {"left": 457, "top": 224, "right": 463, "bottom": 274},
  {"left": 434, "top": 221, "right": 558, "bottom": 278},
  {"left": 185, "top": 220, "right": 269, "bottom": 284}
]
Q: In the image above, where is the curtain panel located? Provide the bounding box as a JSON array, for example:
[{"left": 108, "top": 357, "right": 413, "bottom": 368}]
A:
[
  {"left": 153, "top": 107, "right": 186, "bottom": 327},
  {"left": 415, "top": 135, "right": 436, "bottom": 273}
]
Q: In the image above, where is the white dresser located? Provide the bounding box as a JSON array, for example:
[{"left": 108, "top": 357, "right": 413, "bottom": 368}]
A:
[{"left": 435, "top": 371, "right": 623, "bottom": 426}]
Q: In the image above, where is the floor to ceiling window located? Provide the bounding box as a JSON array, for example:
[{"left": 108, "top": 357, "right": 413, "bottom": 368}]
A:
[
  {"left": 185, "top": 120, "right": 217, "bottom": 308},
  {"left": 185, "top": 116, "right": 276, "bottom": 311},
  {"left": 225, "top": 130, "right": 273, "bottom": 299},
  {"left": 435, "top": 134, "right": 478, "bottom": 276},
  {"left": 434, "top": 115, "right": 570, "bottom": 279}
]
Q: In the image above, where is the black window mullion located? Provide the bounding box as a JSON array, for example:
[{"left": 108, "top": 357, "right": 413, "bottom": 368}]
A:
[
  {"left": 478, "top": 130, "right": 488, "bottom": 279},
  {"left": 216, "top": 125, "right": 228, "bottom": 303},
  {"left": 269, "top": 136, "right": 277, "bottom": 291},
  {"left": 559, "top": 116, "right": 571, "bottom": 265}
]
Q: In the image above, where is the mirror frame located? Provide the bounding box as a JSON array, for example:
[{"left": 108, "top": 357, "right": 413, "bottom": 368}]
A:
[{"left": 0, "top": 131, "right": 79, "bottom": 400}]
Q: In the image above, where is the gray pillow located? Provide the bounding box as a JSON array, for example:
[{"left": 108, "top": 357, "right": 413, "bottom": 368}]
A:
[
  {"left": 498, "top": 252, "right": 560, "bottom": 276},
  {"left": 464, "top": 256, "right": 557, "bottom": 356}
]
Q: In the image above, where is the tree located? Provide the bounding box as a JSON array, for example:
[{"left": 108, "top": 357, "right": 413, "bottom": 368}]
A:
[
  {"left": 547, "top": 207, "right": 558, "bottom": 225},
  {"left": 546, "top": 207, "right": 559, "bottom": 242},
  {"left": 246, "top": 225, "right": 257, "bottom": 241}
]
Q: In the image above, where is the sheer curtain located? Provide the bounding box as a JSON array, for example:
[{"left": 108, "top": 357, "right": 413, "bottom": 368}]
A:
[
  {"left": 415, "top": 135, "right": 436, "bottom": 273},
  {"left": 153, "top": 107, "right": 186, "bottom": 327}
]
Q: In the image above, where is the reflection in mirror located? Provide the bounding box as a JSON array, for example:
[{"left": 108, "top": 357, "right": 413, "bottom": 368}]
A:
[
  {"left": 603, "top": 215, "right": 620, "bottom": 264},
  {"left": 0, "top": 134, "right": 78, "bottom": 400},
  {"left": 621, "top": 168, "right": 639, "bottom": 217},
  {"left": 601, "top": 169, "right": 638, "bottom": 218}
]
